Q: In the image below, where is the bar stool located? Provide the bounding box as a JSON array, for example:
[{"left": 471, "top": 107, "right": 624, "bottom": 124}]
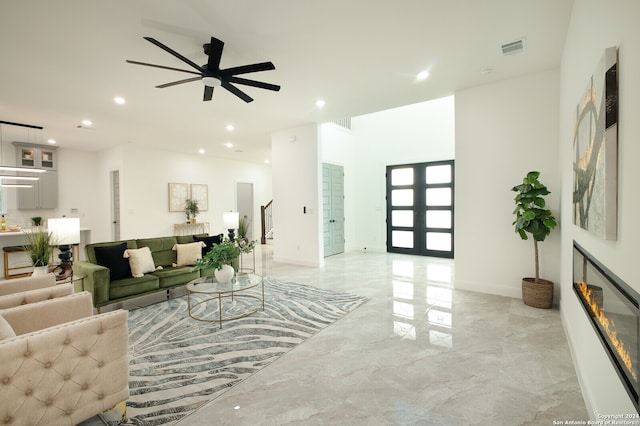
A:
[{"left": 3, "top": 245, "right": 32, "bottom": 279}]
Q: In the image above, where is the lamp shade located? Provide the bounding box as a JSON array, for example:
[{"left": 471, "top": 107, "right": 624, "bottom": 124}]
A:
[
  {"left": 223, "top": 212, "right": 239, "bottom": 229},
  {"left": 48, "top": 217, "right": 80, "bottom": 245}
]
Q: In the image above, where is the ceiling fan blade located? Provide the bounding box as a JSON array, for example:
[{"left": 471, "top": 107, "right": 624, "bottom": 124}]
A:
[
  {"left": 203, "top": 86, "right": 214, "bottom": 101},
  {"left": 220, "top": 62, "right": 275, "bottom": 76},
  {"left": 143, "top": 36, "right": 203, "bottom": 72},
  {"left": 206, "top": 37, "right": 224, "bottom": 71},
  {"left": 126, "top": 60, "right": 202, "bottom": 76},
  {"left": 156, "top": 76, "right": 202, "bottom": 88},
  {"left": 222, "top": 81, "right": 253, "bottom": 103},
  {"left": 227, "top": 76, "right": 280, "bottom": 92}
]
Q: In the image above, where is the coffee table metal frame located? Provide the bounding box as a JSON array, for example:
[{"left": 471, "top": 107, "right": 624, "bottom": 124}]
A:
[{"left": 186, "top": 272, "right": 264, "bottom": 328}]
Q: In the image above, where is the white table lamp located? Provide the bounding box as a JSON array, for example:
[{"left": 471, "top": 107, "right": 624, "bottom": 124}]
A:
[
  {"left": 223, "top": 211, "right": 239, "bottom": 241},
  {"left": 48, "top": 217, "right": 80, "bottom": 267}
]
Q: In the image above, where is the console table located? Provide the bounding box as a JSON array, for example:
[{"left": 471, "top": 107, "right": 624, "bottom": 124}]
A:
[{"left": 174, "top": 222, "right": 210, "bottom": 236}]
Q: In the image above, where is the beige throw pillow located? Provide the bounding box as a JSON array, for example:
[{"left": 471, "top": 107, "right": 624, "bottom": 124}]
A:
[
  {"left": 0, "top": 315, "right": 16, "bottom": 340},
  {"left": 124, "top": 247, "right": 156, "bottom": 278},
  {"left": 172, "top": 242, "right": 205, "bottom": 267}
]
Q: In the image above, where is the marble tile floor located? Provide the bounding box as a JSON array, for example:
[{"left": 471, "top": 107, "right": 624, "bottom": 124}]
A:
[{"left": 163, "top": 246, "right": 589, "bottom": 425}]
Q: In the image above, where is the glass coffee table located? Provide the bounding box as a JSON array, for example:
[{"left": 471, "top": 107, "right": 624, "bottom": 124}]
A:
[{"left": 186, "top": 272, "right": 264, "bottom": 328}]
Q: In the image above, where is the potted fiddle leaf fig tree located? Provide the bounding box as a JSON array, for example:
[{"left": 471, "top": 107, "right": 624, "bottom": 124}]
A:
[{"left": 512, "top": 171, "right": 558, "bottom": 308}]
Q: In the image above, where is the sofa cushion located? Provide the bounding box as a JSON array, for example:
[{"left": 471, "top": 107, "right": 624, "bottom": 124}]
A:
[
  {"left": 124, "top": 247, "right": 157, "bottom": 278},
  {"left": 85, "top": 240, "right": 137, "bottom": 264},
  {"left": 109, "top": 274, "right": 159, "bottom": 300},
  {"left": 172, "top": 242, "right": 205, "bottom": 266},
  {"left": 0, "top": 315, "right": 16, "bottom": 340},
  {"left": 94, "top": 243, "right": 132, "bottom": 280},
  {"left": 137, "top": 237, "right": 178, "bottom": 267},
  {"left": 151, "top": 267, "right": 200, "bottom": 289},
  {"left": 194, "top": 234, "right": 224, "bottom": 256}
]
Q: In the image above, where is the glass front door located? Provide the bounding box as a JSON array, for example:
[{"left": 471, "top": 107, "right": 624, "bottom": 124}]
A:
[{"left": 386, "top": 160, "right": 454, "bottom": 258}]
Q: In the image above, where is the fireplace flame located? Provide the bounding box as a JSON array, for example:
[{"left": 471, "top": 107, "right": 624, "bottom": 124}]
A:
[{"left": 578, "top": 281, "right": 637, "bottom": 381}]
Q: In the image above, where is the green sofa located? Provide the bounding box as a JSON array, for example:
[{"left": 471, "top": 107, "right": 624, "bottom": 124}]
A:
[{"left": 72, "top": 234, "right": 222, "bottom": 309}]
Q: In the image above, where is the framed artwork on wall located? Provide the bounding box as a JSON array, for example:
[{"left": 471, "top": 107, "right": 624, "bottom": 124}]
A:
[
  {"left": 190, "top": 184, "right": 208, "bottom": 211},
  {"left": 168, "top": 183, "right": 189, "bottom": 212},
  {"left": 572, "top": 46, "right": 618, "bottom": 240}
]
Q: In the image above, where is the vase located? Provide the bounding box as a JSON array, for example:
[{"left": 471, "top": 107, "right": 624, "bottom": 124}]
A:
[
  {"left": 214, "top": 264, "right": 234, "bottom": 284},
  {"left": 32, "top": 265, "right": 49, "bottom": 277}
]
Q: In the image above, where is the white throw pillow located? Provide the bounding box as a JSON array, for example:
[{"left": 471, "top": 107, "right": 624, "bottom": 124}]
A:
[
  {"left": 0, "top": 315, "right": 16, "bottom": 340},
  {"left": 172, "top": 242, "right": 205, "bottom": 267},
  {"left": 124, "top": 247, "right": 156, "bottom": 278}
]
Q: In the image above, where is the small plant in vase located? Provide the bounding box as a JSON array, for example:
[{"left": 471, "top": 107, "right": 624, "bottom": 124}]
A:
[
  {"left": 185, "top": 199, "right": 199, "bottom": 224},
  {"left": 512, "top": 171, "right": 558, "bottom": 308},
  {"left": 23, "top": 227, "right": 54, "bottom": 276},
  {"left": 237, "top": 216, "right": 251, "bottom": 246},
  {"left": 193, "top": 237, "right": 256, "bottom": 283}
]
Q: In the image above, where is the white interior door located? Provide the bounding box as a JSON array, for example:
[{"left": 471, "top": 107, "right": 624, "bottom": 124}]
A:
[
  {"left": 111, "top": 170, "right": 121, "bottom": 241},
  {"left": 323, "top": 163, "right": 345, "bottom": 257},
  {"left": 236, "top": 182, "right": 254, "bottom": 240}
]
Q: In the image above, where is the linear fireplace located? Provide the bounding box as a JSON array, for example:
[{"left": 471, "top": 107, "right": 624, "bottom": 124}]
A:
[{"left": 573, "top": 242, "right": 640, "bottom": 410}]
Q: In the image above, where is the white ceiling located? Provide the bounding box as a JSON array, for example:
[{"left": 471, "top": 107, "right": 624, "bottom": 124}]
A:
[{"left": 0, "top": 0, "right": 573, "bottom": 164}]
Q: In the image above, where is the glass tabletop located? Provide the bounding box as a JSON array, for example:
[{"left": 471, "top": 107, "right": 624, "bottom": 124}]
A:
[{"left": 186, "top": 272, "right": 262, "bottom": 295}]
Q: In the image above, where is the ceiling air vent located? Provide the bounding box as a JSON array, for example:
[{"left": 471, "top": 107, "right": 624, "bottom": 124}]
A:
[{"left": 501, "top": 38, "right": 526, "bottom": 56}]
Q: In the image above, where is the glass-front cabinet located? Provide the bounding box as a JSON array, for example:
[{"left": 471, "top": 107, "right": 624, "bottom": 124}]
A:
[
  {"left": 13, "top": 142, "right": 57, "bottom": 170},
  {"left": 11, "top": 142, "right": 58, "bottom": 209}
]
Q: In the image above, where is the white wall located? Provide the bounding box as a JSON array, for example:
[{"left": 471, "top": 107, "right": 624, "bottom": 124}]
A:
[
  {"left": 559, "top": 0, "right": 640, "bottom": 417},
  {"left": 455, "top": 69, "right": 561, "bottom": 299},
  {"left": 272, "top": 125, "right": 322, "bottom": 267},
  {"left": 118, "top": 144, "right": 272, "bottom": 241},
  {"left": 350, "top": 96, "right": 455, "bottom": 252}
]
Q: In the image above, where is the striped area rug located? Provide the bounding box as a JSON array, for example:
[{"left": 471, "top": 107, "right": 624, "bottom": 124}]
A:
[{"left": 123, "top": 277, "right": 368, "bottom": 425}]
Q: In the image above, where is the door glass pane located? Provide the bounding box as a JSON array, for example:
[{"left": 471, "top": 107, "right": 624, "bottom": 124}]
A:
[
  {"left": 425, "top": 164, "right": 452, "bottom": 184},
  {"left": 392, "top": 210, "right": 413, "bottom": 227},
  {"left": 391, "top": 168, "right": 413, "bottom": 186},
  {"left": 392, "top": 230, "right": 414, "bottom": 248},
  {"left": 426, "top": 188, "right": 451, "bottom": 206},
  {"left": 392, "top": 189, "right": 413, "bottom": 206},
  {"left": 426, "top": 232, "right": 451, "bottom": 251},
  {"left": 426, "top": 210, "right": 451, "bottom": 228}
]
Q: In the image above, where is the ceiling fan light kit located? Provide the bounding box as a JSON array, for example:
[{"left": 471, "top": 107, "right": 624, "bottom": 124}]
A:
[{"left": 127, "top": 36, "right": 280, "bottom": 103}]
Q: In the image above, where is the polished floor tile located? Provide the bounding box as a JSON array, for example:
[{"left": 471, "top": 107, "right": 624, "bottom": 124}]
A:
[{"left": 176, "top": 246, "right": 588, "bottom": 425}]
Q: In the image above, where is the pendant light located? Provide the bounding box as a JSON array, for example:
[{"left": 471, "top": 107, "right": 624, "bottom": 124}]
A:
[{"left": 0, "top": 121, "right": 47, "bottom": 180}]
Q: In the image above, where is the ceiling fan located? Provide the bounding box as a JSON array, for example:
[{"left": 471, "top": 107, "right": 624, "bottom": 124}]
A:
[{"left": 127, "top": 36, "right": 280, "bottom": 103}]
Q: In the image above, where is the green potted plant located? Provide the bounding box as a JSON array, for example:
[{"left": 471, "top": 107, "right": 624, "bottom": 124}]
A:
[
  {"left": 185, "top": 199, "right": 199, "bottom": 224},
  {"left": 31, "top": 216, "right": 42, "bottom": 226},
  {"left": 23, "top": 227, "right": 54, "bottom": 276},
  {"left": 193, "top": 238, "right": 255, "bottom": 283},
  {"left": 237, "top": 216, "right": 251, "bottom": 245},
  {"left": 512, "top": 171, "right": 558, "bottom": 308}
]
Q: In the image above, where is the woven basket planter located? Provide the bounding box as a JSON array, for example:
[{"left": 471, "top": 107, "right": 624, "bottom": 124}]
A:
[{"left": 522, "top": 278, "right": 554, "bottom": 309}]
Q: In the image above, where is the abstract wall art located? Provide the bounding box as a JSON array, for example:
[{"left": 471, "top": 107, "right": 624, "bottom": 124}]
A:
[{"left": 573, "top": 46, "right": 618, "bottom": 240}]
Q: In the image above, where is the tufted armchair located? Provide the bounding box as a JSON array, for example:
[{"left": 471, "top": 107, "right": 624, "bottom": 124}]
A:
[
  {"left": 0, "top": 283, "right": 74, "bottom": 310},
  {"left": 0, "top": 273, "right": 56, "bottom": 296},
  {"left": 0, "top": 291, "right": 129, "bottom": 425}
]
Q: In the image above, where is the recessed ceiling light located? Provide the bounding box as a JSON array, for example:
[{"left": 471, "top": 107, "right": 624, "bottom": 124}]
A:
[
  {"left": 198, "top": 148, "right": 205, "bottom": 154},
  {"left": 417, "top": 70, "right": 430, "bottom": 80},
  {"left": 114, "top": 97, "right": 126, "bottom": 104},
  {"left": 82, "top": 119, "right": 92, "bottom": 126},
  {"left": 264, "top": 159, "right": 270, "bottom": 164},
  {"left": 47, "top": 139, "right": 56, "bottom": 144},
  {"left": 315, "top": 99, "right": 325, "bottom": 108},
  {"left": 226, "top": 124, "right": 235, "bottom": 131},
  {"left": 225, "top": 142, "right": 233, "bottom": 148}
]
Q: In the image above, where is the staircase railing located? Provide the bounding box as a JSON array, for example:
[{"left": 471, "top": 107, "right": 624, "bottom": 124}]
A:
[{"left": 261, "top": 200, "right": 273, "bottom": 244}]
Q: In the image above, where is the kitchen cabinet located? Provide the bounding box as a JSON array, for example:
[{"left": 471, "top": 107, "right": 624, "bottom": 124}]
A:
[{"left": 12, "top": 142, "right": 58, "bottom": 209}]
